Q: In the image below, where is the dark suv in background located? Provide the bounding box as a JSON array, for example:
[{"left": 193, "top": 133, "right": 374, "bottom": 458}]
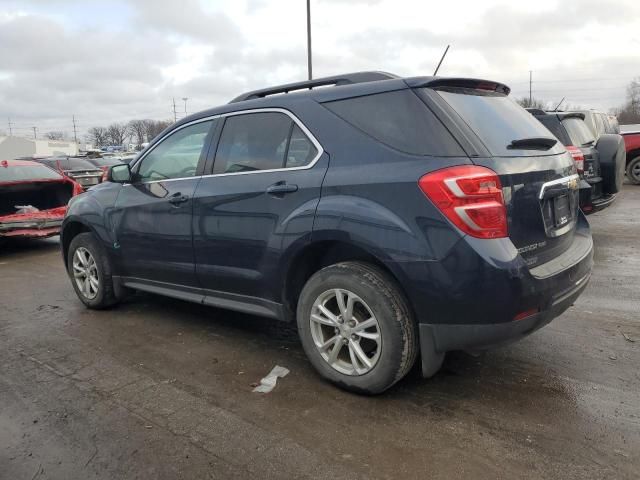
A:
[
  {"left": 527, "top": 109, "right": 625, "bottom": 213},
  {"left": 61, "top": 72, "right": 593, "bottom": 394}
]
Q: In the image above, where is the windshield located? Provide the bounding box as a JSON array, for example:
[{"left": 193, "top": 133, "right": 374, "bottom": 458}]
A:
[
  {"left": 0, "top": 164, "right": 63, "bottom": 182},
  {"left": 562, "top": 118, "right": 595, "bottom": 146},
  {"left": 432, "top": 87, "right": 561, "bottom": 156}
]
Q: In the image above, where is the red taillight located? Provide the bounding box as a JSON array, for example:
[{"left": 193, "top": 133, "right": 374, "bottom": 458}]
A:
[
  {"left": 513, "top": 308, "right": 539, "bottom": 321},
  {"left": 100, "top": 166, "right": 109, "bottom": 182},
  {"left": 71, "top": 181, "right": 84, "bottom": 196},
  {"left": 418, "top": 165, "right": 508, "bottom": 239},
  {"left": 565, "top": 145, "right": 584, "bottom": 174}
]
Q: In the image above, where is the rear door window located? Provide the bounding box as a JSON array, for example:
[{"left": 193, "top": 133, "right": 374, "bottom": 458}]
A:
[
  {"left": 213, "top": 112, "right": 319, "bottom": 174},
  {"left": 562, "top": 118, "right": 595, "bottom": 147},
  {"left": 433, "top": 87, "right": 562, "bottom": 157},
  {"left": 323, "top": 89, "right": 464, "bottom": 156}
]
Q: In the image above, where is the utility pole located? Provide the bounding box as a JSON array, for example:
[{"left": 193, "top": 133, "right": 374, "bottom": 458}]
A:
[
  {"left": 172, "top": 98, "right": 178, "bottom": 122},
  {"left": 529, "top": 70, "right": 533, "bottom": 104},
  {"left": 306, "top": 0, "right": 312, "bottom": 80},
  {"left": 72, "top": 115, "right": 78, "bottom": 144},
  {"left": 182, "top": 97, "right": 188, "bottom": 115},
  {"left": 7, "top": 117, "right": 12, "bottom": 136},
  {"left": 32, "top": 126, "right": 37, "bottom": 139}
]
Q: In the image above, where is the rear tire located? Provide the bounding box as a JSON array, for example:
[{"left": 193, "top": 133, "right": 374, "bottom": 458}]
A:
[
  {"left": 67, "top": 232, "right": 119, "bottom": 309},
  {"left": 627, "top": 156, "right": 640, "bottom": 185},
  {"left": 296, "top": 261, "right": 418, "bottom": 394}
]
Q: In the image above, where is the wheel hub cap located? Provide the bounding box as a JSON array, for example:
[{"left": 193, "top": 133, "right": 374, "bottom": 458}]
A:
[
  {"left": 72, "top": 247, "right": 99, "bottom": 300},
  {"left": 309, "top": 289, "right": 382, "bottom": 376}
]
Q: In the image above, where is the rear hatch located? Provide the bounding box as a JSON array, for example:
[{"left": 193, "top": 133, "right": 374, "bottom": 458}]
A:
[
  {"left": 418, "top": 82, "right": 580, "bottom": 268},
  {"left": 560, "top": 115, "right": 602, "bottom": 198}
]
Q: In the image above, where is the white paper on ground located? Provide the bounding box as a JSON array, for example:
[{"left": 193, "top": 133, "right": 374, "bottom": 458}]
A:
[{"left": 252, "top": 365, "right": 290, "bottom": 393}]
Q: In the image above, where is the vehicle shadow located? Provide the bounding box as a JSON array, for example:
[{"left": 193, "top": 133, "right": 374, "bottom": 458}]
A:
[{"left": 0, "top": 236, "right": 61, "bottom": 258}]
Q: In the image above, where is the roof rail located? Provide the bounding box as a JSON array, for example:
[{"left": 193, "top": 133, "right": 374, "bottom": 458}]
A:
[{"left": 229, "top": 71, "right": 399, "bottom": 103}]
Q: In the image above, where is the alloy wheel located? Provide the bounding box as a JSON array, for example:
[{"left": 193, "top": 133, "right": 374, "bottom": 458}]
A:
[
  {"left": 309, "top": 288, "right": 382, "bottom": 376},
  {"left": 72, "top": 247, "right": 99, "bottom": 300}
]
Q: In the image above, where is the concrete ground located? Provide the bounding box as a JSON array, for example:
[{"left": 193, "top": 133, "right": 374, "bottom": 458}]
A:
[{"left": 1, "top": 185, "right": 639, "bottom": 480}]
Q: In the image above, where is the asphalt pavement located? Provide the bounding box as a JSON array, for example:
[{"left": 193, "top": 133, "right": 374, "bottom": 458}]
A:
[{"left": 1, "top": 184, "right": 639, "bottom": 479}]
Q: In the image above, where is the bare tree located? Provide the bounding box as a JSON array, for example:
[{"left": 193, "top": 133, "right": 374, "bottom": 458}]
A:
[
  {"left": 45, "top": 131, "right": 65, "bottom": 140},
  {"left": 107, "top": 123, "right": 128, "bottom": 146},
  {"left": 87, "top": 126, "right": 108, "bottom": 147},
  {"left": 614, "top": 77, "right": 640, "bottom": 124},
  {"left": 516, "top": 97, "right": 547, "bottom": 109},
  {"left": 127, "top": 119, "right": 147, "bottom": 148},
  {"left": 143, "top": 119, "right": 172, "bottom": 142}
]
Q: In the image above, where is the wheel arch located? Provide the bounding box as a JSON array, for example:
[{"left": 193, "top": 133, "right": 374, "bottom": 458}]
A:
[
  {"left": 626, "top": 148, "right": 640, "bottom": 166},
  {"left": 60, "top": 218, "right": 102, "bottom": 268},
  {"left": 281, "top": 236, "right": 412, "bottom": 322}
]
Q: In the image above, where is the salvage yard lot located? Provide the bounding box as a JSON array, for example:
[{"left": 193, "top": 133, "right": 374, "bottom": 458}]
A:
[{"left": 1, "top": 185, "right": 639, "bottom": 480}]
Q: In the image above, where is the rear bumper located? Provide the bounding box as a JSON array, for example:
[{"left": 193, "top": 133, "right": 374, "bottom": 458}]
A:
[
  {"left": 579, "top": 178, "right": 616, "bottom": 213},
  {"left": 419, "top": 269, "right": 590, "bottom": 355},
  {"left": 0, "top": 219, "right": 63, "bottom": 238},
  {"left": 393, "top": 212, "right": 593, "bottom": 376}
]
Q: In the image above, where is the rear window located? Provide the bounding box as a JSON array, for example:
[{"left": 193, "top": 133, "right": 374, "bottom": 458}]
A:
[
  {"left": 535, "top": 116, "right": 571, "bottom": 146},
  {"left": 87, "top": 157, "right": 123, "bottom": 167},
  {"left": 433, "top": 87, "right": 560, "bottom": 156},
  {"left": 323, "top": 89, "right": 464, "bottom": 156},
  {"left": 0, "top": 164, "right": 63, "bottom": 182},
  {"left": 67, "top": 158, "right": 100, "bottom": 170},
  {"left": 562, "top": 118, "right": 595, "bottom": 146}
]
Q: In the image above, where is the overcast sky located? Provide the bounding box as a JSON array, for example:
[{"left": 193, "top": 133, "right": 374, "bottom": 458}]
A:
[{"left": 1, "top": 0, "right": 639, "bottom": 139}]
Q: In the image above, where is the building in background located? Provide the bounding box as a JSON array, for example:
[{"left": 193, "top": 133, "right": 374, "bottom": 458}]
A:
[{"left": 0, "top": 136, "right": 79, "bottom": 159}]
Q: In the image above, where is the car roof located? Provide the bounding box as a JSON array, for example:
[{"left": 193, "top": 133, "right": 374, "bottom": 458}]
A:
[
  {"left": 169, "top": 72, "right": 511, "bottom": 131},
  {"left": 1, "top": 159, "right": 44, "bottom": 167}
]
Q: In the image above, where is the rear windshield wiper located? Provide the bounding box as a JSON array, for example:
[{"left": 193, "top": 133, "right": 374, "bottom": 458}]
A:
[
  {"left": 581, "top": 140, "right": 595, "bottom": 147},
  {"left": 508, "top": 137, "right": 557, "bottom": 150}
]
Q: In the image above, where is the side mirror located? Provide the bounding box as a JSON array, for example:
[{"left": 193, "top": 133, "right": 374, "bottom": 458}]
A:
[{"left": 108, "top": 164, "right": 132, "bottom": 183}]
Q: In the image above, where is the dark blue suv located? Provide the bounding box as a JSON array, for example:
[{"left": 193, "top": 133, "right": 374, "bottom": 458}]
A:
[{"left": 62, "top": 72, "right": 593, "bottom": 394}]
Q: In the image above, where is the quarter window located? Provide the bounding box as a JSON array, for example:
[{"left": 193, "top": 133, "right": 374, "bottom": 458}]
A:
[
  {"left": 136, "top": 121, "right": 213, "bottom": 182},
  {"left": 213, "top": 112, "right": 317, "bottom": 174}
]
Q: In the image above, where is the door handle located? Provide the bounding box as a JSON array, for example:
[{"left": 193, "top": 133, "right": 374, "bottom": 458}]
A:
[
  {"left": 168, "top": 193, "right": 190, "bottom": 205},
  {"left": 266, "top": 182, "right": 298, "bottom": 196}
]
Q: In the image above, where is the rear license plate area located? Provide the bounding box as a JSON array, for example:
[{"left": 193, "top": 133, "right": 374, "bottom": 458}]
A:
[{"left": 553, "top": 194, "right": 570, "bottom": 227}]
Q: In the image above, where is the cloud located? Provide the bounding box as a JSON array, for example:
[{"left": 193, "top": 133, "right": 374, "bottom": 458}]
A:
[{"left": 0, "top": 0, "right": 638, "bottom": 139}]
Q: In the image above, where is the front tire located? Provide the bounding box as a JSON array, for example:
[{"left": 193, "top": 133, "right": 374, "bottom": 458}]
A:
[
  {"left": 67, "top": 232, "right": 118, "bottom": 309},
  {"left": 296, "top": 262, "right": 418, "bottom": 394},
  {"left": 627, "top": 156, "right": 640, "bottom": 185}
]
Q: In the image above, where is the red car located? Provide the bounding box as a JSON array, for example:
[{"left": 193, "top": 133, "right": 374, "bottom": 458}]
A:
[
  {"left": 0, "top": 159, "right": 83, "bottom": 239},
  {"left": 622, "top": 131, "right": 640, "bottom": 184}
]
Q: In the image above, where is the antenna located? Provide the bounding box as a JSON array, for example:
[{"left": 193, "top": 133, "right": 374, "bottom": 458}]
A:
[
  {"left": 553, "top": 97, "right": 566, "bottom": 112},
  {"left": 433, "top": 45, "right": 450, "bottom": 76}
]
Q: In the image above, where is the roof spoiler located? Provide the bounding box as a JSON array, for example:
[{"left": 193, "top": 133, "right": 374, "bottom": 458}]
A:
[
  {"left": 405, "top": 77, "right": 511, "bottom": 95},
  {"left": 229, "top": 71, "right": 399, "bottom": 103},
  {"left": 557, "top": 112, "right": 586, "bottom": 121}
]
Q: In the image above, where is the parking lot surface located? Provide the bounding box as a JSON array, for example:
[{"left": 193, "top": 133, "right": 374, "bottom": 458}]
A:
[{"left": 1, "top": 185, "right": 639, "bottom": 480}]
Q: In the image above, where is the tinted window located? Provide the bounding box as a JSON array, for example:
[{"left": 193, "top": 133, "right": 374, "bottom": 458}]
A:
[
  {"left": 0, "top": 164, "right": 63, "bottom": 182},
  {"left": 286, "top": 125, "right": 318, "bottom": 167},
  {"left": 324, "top": 89, "right": 463, "bottom": 156},
  {"left": 535, "top": 116, "right": 571, "bottom": 145},
  {"left": 137, "top": 121, "right": 213, "bottom": 182},
  {"left": 214, "top": 112, "right": 294, "bottom": 173},
  {"left": 87, "top": 157, "right": 123, "bottom": 167},
  {"left": 67, "top": 158, "right": 101, "bottom": 170},
  {"left": 434, "top": 88, "right": 559, "bottom": 156},
  {"left": 562, "top": 118, "right": 595, "bottom": 146}
]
